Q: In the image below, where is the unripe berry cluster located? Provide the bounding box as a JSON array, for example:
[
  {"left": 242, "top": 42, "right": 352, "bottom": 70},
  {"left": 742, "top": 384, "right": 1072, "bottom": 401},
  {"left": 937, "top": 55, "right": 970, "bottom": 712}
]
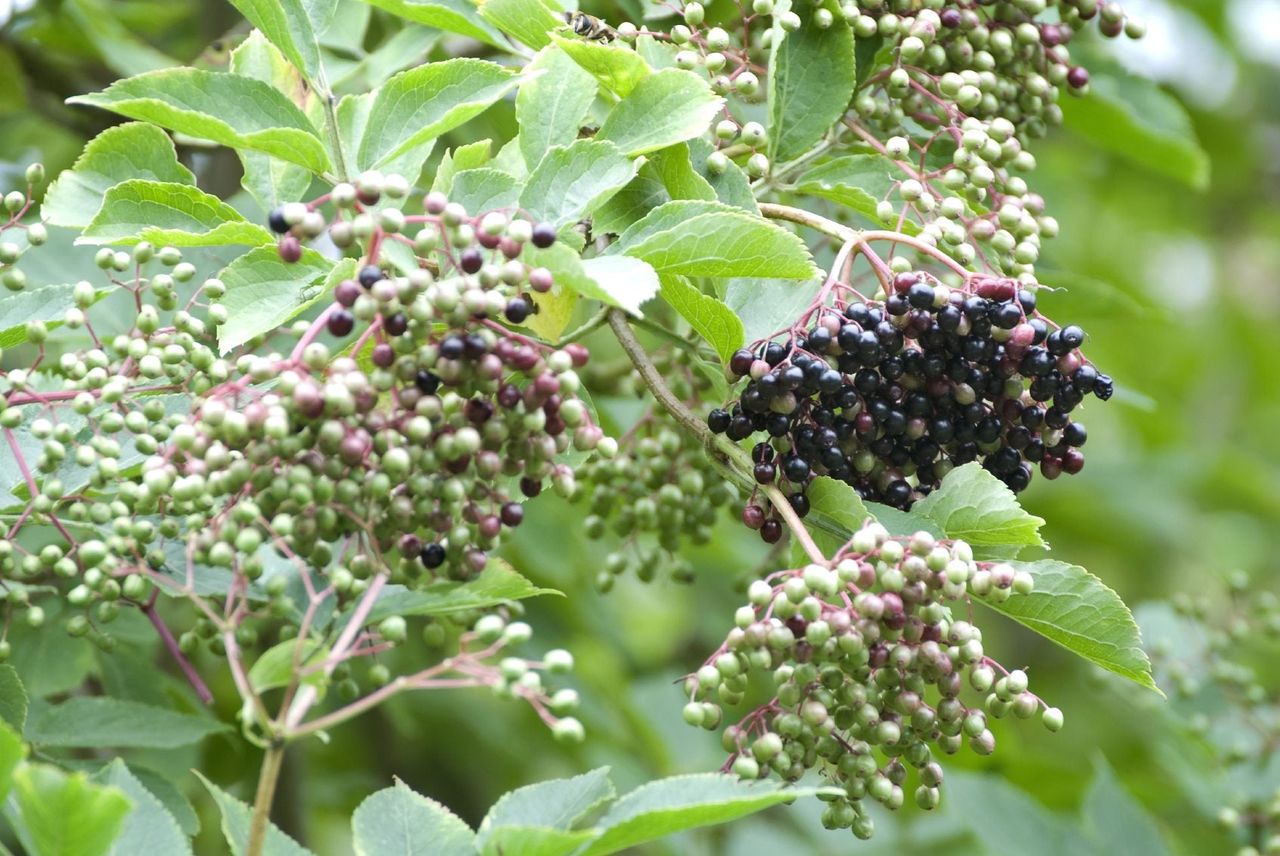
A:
[
  {"left": 0, "top": 163, "right": 47, "bottom": 295},
  {"left": 0, "top": 173, "right": 599, "bottom": 739},
  {"left": 574, "top": 415, "right": 737, "bottom": 589},
  {"left": 683, "top": 523, "right": 1059, "bottom": 839},
  {"left": 1146, "top": 575, "right": 1280, "bottom": 855},
  {"left": 709, "top": 271, "right": 1107, "bottom": 514}
]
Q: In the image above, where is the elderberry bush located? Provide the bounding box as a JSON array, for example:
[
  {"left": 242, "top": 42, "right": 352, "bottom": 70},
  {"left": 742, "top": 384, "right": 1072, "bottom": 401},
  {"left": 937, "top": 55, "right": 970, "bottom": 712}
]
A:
[
  {"left": 709, "top": 270, "right": 1109, "bottom": 513},
  {"left": 684, "top": 522, "right": 1059, "bottom": 837},
  {"left": 0, "top": 0, "right": 1195, "bottom": 847}
]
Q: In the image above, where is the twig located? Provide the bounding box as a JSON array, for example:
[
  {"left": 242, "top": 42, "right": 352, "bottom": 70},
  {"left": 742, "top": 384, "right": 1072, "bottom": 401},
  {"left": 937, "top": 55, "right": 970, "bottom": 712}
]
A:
[{"left": 606, "top": 310, "right": 825, "bottom": 564}]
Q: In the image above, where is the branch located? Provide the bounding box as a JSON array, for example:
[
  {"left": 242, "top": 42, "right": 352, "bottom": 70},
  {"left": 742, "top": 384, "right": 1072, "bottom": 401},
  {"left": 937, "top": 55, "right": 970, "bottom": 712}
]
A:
[
  {"left": 758, "top": 202, "right": 973, "bottom": 280},
  {"left": 143, "top": 598, "right": 213, "bottom": 705},
  {"left": 247, "top": 741, "right": 286, "bottom": 856},
  {"left": 606, "top": 310, "right": 825, "bottom": 565}
]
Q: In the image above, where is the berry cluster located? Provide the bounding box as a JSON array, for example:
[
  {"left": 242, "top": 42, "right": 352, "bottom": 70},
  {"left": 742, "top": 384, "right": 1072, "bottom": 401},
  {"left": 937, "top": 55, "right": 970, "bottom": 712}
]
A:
[
  {"left": 0, "top": 163, "right": 46, "bottom": 294},
  {"left": 683, "top": 523, "right": 1060, "bottom": 838},
  {"left": 709, "top": 271, "right": 1109, "bottom": 513},
  {"left": 575, "top": 415, "right": 737, "bottom": 589},
  {"left": 0, "top": 169, "right": 596, "bottom": 738},
  {"left": 1146, "top": 575, "right": 1280, "bottom": 856}
]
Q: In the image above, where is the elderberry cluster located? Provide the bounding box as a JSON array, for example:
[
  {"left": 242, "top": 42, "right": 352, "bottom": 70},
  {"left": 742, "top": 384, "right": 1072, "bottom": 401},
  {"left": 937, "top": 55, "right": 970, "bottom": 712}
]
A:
[
  {"left": 0, "top": 163, "right": 46, "bottom": 294},
  {"left": 574, "top": 416, "right": 737, "bottom": 589},
  {"left": 160, "top": 188, "right": 604, "bottom": 588},
  {"left": 709, "top": 273, "right": 1109, "bottom": 513},
  {"left": 1143, "top": 575, "right": 1280, "bottom": 856},
  {"left": 0, "top": 166, "right": 598, "bottom": 738},
  {"left": 683, "top": 523, "right": 1060, "bottom": 839}
]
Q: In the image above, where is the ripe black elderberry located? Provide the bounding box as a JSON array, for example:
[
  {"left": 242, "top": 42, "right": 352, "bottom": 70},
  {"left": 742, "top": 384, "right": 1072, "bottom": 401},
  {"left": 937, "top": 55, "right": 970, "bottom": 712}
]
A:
[{"left": 708, "top": 274, "right": 1111, "bottom": 517}]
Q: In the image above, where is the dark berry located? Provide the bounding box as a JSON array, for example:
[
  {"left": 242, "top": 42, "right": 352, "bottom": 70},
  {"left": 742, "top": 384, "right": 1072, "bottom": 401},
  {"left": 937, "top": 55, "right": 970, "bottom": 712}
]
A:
[
  {"left": 729, "top": 348, "right": 755, "bottom": 377},
  {"left": 500, "top": 503, "right": 524, "bottom": 527},
  {"left": 460, "top": 247, "right": 484, "bottom": 274},
  {"left": 1062, "top": 422, "right": 1087, "bottom": 447},
  {"left": 358, "top": 264, "right": 383, "bottom": 288},
  {"left": 760, "top": 518, "right": 783, "bottom": 544},
  {"left": 415, "top": 370, "right": 440, "bottom": 395},
  {"left": 267, "top": 206, "right": 289, "bottom": 234},
  {"left": 505, "top": 297, "right": 531, "bottom": 324},
  {"left": 327, "top": 308, "right": 354, "bottom": 337},
  {"left": 334, "top": 279, "right": 361, "bottom": 307},
  {"left": 383, "top": 312, "right": 408, "bottom": 336},
  {"left": 439, "top": 336, "right": 465, "bottom": 360},
  {"left": 420, "top": 542, "right": 446, "bottom": 569},
  {"left": 531, "top": 223, "right": 557, "bottom": 248}
]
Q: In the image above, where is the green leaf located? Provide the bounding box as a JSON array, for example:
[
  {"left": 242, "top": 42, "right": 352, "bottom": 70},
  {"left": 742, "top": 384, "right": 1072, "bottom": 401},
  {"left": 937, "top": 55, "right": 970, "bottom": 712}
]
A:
[
  {"left": 91, "top": 760, "right": 193, "bottom": 856},
  {"left": 26, "top": 697, "right": 230, "bottom": 749},
  {"left": 128, "top": 767, "right": 200, "bottom": 838},
  {"left": 0, "top": 666, "right": 28, "bottom": 733},
  {"left": 7, "top": 764, "right": 131, "bottom": 856},
  {"left": 248, "top": 638, "right": 330, "bottom": 695},
  {"left": 196, "top": 771, "right": 315, "bottom": 856},
  {"left": 479, "top": 827, "right": 596, "bottom": 856},
  {"left": 230, "top": 31, "right": 315, "bottom": 212},
  {"left": 659, "top": 275, "right": 743, "bottom": 364},
  {"left": 0, "top": 283, "right": 110, "bottom": 349},
  {"left": 215, "top": 247, "right": 337, "bottom": 353},
  {"left": 580, "top": 775, "right": 820, "bottom": 856},
  {"left": 645, "top": 142, "right": 717, "bottom": 202},
  {"left": 516, "top": 46, "right": 598, "bottom": 169},
  {"left": 3, "top": 613, "right": 95, "bottom": 697},
  {"left": 525, "top": 244, "right": 660, "bottom": 316},
  {"left": 616, "top": 201, "right": 817, "bottom": 279},
  {"left": 359, "top": 558, "right": 560, "bottom": 625},
  {"left": 521, "top": 140, "right": 638, "bottom": 229},
  {"left": 478, "top": 768, "right": 614, "bottom": 842},
  {"left": 431, "top": 140, "right": 494, "bottom": 195},
  {"left": 987, "top": 559, "right": 1158, "bottom": 692},
  {"left": 0, "top": 720, "right": 25, "bottom": 803},
  {"left": 946, "top": 770, "right": 1076, "bottom": 856},
  {"left": 478, "top": 0, "right": 562, "bottom": 50},
  {"left": 449, "top": 168, "right": 521, "bottom": 214},
  {"left": 79, "top": 180, "right": 274, "bottom": 247},
  {"left": 1082, "top": 757, "right": 1171, "bottom": 856},
  {"left": 767, "top": 12, "right": 856, "bottom": 161},
  {"left": 722, "top": 275, "right": 818, "bottom": 344},
  {"left": 68, "top": 69, "right": 329, "bottom": 173},
  {"left": 228, "top": 0, "right": 323, "bottom": 81},
  {"left": 357, "top": 59, "right": 520, "bottom": 170},
  {"left": 597, "top": 69, "right": 722, "bottom": 157},
  {"left": 524, "top": 286, "right": 578, "bottom": 343},
  {"left": 592, "top": 175, "right": 669, "bottom": 235},
  {"left": 803, "top": 476, "right": 873, "bottom": 555},
  {"left": 351, "top": 780, "right": 475, "bottom": 856},
  {"left": 911, "top": 462, "right": 1045, "bottom": 548},
  {"left": 549, "top": 34, "right": 650, "bottom": 98},
  {"left": 1059, "top": 70, "right": 1209, "bottom": 191},
  {"left": 42, "top": 123, "right": 195, "bottom": 229},
  {"left": 336, "top": 91, "right": 437, "bottom": 184},
  {"left": 65, "top": 0, "right": 177, "bottom": 77},
  {"left": 794, "top": 154, "right": 920, "bottom": 233},
  {"left": 363, "top": 0, "right": 506, "bottom": 47}
]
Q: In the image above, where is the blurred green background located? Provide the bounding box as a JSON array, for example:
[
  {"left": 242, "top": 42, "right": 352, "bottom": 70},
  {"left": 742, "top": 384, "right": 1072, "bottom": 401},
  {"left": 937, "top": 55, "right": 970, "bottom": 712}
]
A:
[{"left": 2, "top": 0, "right": 1276, "bottom": 853}]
